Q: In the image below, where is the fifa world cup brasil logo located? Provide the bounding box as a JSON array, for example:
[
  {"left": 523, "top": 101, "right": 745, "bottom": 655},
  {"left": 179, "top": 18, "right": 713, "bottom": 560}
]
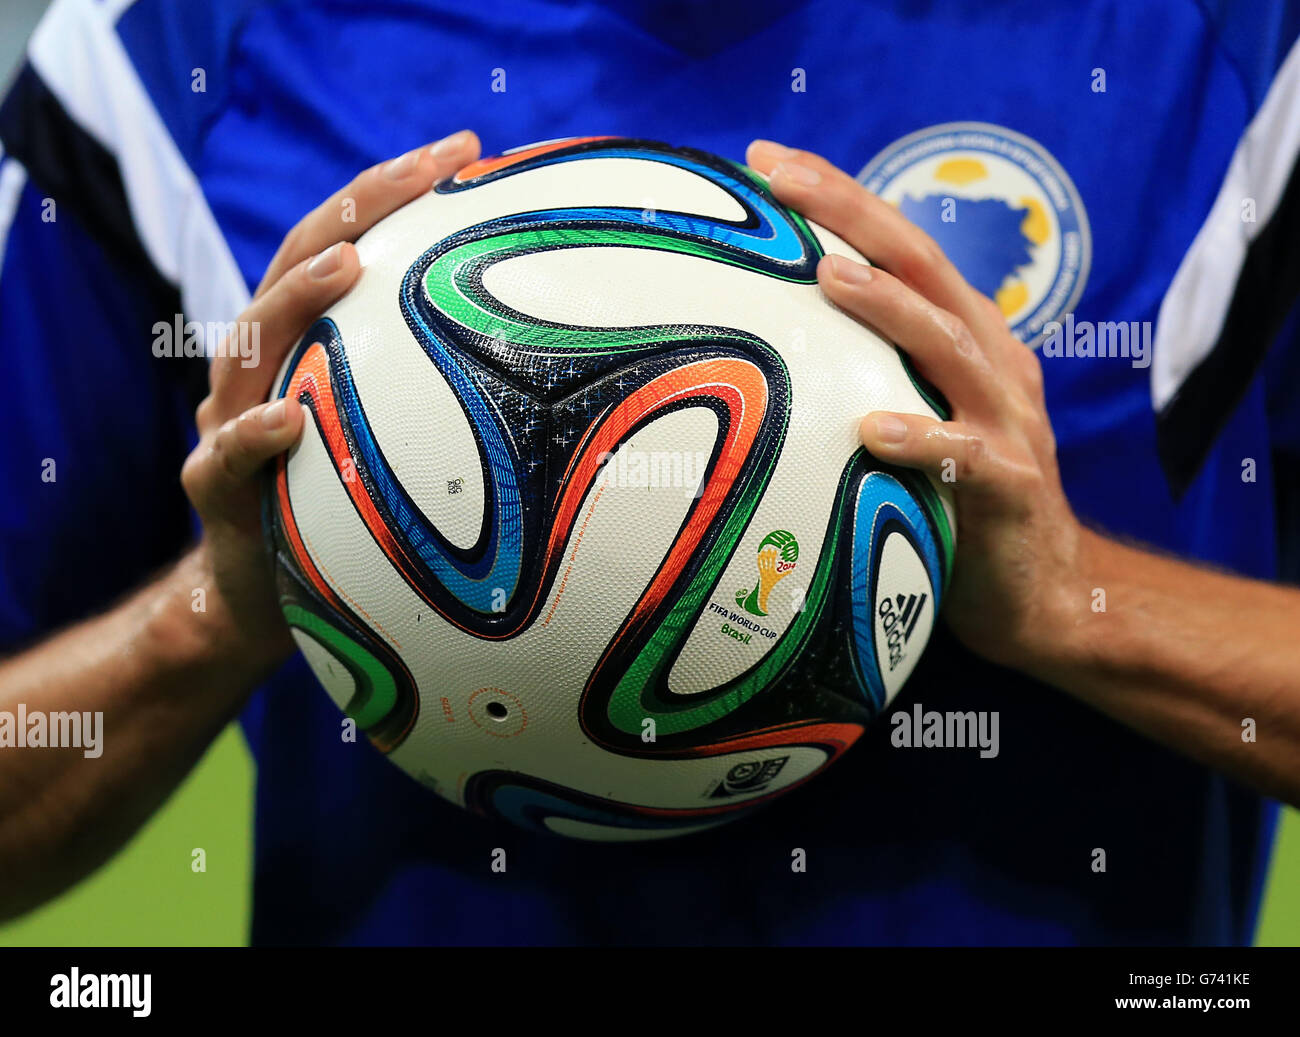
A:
[{"left": 736, "top": 530, "right": 799, "bottom": 617}]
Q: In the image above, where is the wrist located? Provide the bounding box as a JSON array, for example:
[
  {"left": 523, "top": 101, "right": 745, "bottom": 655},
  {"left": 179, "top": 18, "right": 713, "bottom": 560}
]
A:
[
  {"left": 142, "top": 546, "right": 290, "bottom": 681},
  {"left": 1015, "top": 524, "right": 1119, "bottom": 687}
]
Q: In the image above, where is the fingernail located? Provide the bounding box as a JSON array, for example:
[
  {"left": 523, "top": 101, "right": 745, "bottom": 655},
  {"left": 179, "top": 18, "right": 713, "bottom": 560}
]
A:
[
  {"left": 774, "top": 161, "right": 821, "bottom": 187},
  {"left": 872, "top": 414, "right": 908, "bottom": 444},
  {"left": 308, "top": 243, "right": 343, "bottom": 279},
  {"left": 430, "top": 130, "right": 472, "bottom": 157},
  {"left": 261, "top": 398, "right": 289, "bottom": 430},
  {"left": 829, "top": 254, "right": 873, "bottom": 285},
  {"left": 751, "top": 138, "right": 795, "bottom": 158},
  {"left": 383, "top": 147, "right": 421, "bottom": 180}
]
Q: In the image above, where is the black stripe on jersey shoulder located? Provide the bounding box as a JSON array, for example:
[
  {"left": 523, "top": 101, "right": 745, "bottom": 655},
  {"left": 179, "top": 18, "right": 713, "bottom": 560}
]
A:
[
  {"left": 1, "top": 62, "right": 161, "bottom": 281},
  {"left": 1157, "top": 154, "right": 1300, "bottom": 497},
  {"left": 0, "top": 61, "right": 203, "bottom": 407}
]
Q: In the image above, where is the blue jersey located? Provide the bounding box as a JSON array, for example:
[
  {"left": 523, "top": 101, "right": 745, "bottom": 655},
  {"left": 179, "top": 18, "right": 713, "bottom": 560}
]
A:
[{"left": 2, "top": 0, "right": 1297, "bottom": 945}]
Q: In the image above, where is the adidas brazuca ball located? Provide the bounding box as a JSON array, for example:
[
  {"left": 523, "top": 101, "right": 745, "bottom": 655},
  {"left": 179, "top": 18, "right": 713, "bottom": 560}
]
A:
[{"left": 264, "top": 137, "right": 955, "bottom": 840}]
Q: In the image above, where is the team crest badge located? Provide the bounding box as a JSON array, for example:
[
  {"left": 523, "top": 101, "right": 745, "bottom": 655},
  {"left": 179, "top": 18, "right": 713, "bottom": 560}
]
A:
[{"left": 858, "top": 122, "right": 1091, "bottom": 347}]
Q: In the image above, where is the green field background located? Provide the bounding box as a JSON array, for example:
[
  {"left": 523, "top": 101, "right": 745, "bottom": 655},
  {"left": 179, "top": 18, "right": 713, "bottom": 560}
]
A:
[{"left": 0, "top": 723, "right": 1296, "bottom": 945}]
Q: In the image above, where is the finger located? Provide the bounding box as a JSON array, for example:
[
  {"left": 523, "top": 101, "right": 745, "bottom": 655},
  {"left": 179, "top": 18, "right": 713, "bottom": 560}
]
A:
[
  {"left": 860, "top": 412, "right": 999, "bottom": 492},
  {"left": 746, "top": 139, "right": 1005, "bottom": 346},
  {"left": 819, "top": 254, "right": 1005, "bottom": 418},
  {"left": 182, "top": 399, "right": 304, "bottom": 514},
  {"left": 974, "top": 290, "right": 1007, "bottom": 331},
  {"left": 256, "top": 129, "right": 480, "bottom": 298},
  {"left": 206, "top": 242, "right": 360, "bottom": 425},
  {"left": 1014, "top": 340, "right": 1047, "bottom": 408}
]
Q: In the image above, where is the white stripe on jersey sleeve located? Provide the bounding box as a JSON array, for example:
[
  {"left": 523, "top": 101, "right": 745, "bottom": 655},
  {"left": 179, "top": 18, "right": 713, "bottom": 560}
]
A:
[
  {"left": 1153, "top": 36, "right": 1300, "bottom": 412},
  {"left": 26, "top": 0, "right": 250, "bottom": 325},
  {"left": 0, "top": 156, "right": 30, "bottom": 275}
]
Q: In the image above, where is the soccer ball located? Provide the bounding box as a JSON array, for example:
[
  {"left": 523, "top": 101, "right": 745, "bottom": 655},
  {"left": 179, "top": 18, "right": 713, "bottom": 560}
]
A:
[{"left": 264, "top": 137, "right": 954, "bottom": 840}]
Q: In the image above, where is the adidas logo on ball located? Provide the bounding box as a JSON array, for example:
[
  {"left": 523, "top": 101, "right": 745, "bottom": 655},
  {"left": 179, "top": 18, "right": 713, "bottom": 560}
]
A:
[{"left": 879, "top": 591, "right": 928, "bottom": 672}]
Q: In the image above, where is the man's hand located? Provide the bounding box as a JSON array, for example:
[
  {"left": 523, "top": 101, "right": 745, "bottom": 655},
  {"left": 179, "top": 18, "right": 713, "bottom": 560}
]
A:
[
  {"left": 747, "top": 139, "right": 1088, "bottom": 673},
  {"left": 747, "top": 139, "right": 1300, "bottom": 806},
  {"left": 0, "top": 130, "right": 484, "bottom": 918},
  {"left": 180, "top": 129, "right": 481, "bottom": 670}
]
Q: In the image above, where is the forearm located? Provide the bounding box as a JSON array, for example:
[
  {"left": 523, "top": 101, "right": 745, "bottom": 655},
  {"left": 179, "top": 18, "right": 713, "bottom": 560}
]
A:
[
  {"left": 1027, "top": 528, "right": 1300, "bottom": 805},
  {"left": 0, "top": 548, "right": 273, "bottom": 919}
]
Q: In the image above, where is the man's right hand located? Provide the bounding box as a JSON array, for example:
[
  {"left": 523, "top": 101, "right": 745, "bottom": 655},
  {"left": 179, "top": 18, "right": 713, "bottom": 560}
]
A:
[
  {"left": 179, "top": 129, "right": 481, "bottom": 671},
  {"left": 1, "top": 132, "right": 485, "bottom": 919}
]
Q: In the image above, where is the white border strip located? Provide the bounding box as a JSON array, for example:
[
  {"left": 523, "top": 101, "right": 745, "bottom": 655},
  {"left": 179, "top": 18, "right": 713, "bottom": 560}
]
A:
[
  {"left": 1153, "top": 36, "right": 1300, "bottom": 411},
  {"left": 26, "top": 0, "right": 250, "bottom": 324}
]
